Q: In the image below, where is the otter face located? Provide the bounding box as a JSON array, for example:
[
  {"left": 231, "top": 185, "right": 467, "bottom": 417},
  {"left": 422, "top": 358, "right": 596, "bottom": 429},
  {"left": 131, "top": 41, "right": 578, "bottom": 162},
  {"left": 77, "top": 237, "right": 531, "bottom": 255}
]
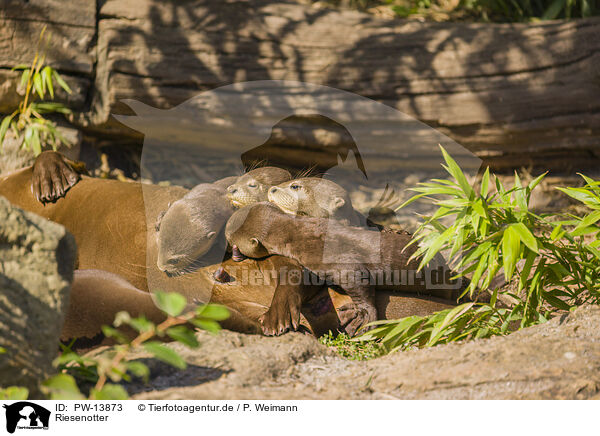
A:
[
  {"left": 226, "top": 174, "right": 264, "bottom": 208},
  {"left": 156, "top": 200, "right": 218, "bottom": 275},
  {"left": 226, "top": 167, "right": 291, "bottom": 208},
  {"left": 268, "top": 177, "right": 349, "bottom": 220}
]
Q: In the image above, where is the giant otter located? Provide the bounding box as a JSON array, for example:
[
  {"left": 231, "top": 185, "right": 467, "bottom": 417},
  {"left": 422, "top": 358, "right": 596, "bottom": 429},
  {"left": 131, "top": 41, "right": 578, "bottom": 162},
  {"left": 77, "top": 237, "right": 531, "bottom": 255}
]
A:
[
  {"left": 225, "top": 202, "right": 462, "bottom": 335},
  {"left": 226, "top": 166, "right": 291, "bottom": 208},
  {"left": 155, "top": 176, "right": 237, "bottom": 275},
  {"left": 0, "top": 152, "right": 458, "bottom": 341},
  {"left": 268, "top": 177, "right": 361, "bottom": 226}
]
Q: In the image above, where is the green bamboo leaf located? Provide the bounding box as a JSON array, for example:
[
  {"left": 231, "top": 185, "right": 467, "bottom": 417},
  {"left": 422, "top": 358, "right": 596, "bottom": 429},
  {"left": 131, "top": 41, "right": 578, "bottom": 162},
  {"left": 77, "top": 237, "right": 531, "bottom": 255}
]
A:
[
  {"left": 511, "top": 222, "right": 539, "bottom": 253},
  {"left": 11, "top": 64, "right": 30, "bottom": 71},
  {"left": 31, "top": 128, "right": 41, "bottom": 155},
  {"left": 439, "top": 145, "right": 474, "bottom": 198},
  {"left": 542, "top": 0, "right": 565, "bottom": 18},
  {"left": 513, "top": 172, "right": 527, "bottom": 211},
  {"left": 542, "top": 291, "right": 571, "bottom": 311},
  {"left": 518, "top": 249, "right": 537, "bottom": 292},
  {"left": 143, "top": 341, "right": 186, "bottom": 369},
  {"left": 33, "top": 72, "right": 44, "bottom": 98},
  {"left": 575, "top": 210, "right": 600, "bottom": 230},
  {"left": 427, "top": 303, "right": 475, "bottom": 346},
  {"left": 550, "top": 223, "right": 564, "bottom": 241},
  {"left": 480, "top": 166, "right": 490, "bottom": 197},
  {"left": 527, "top": 172, "right": 547, "bottom": 193},
  {"left": 52, "top": 70, "right": 72, "bottom": 94},
  {"left": 417, "top": 226, "right": 455, "bottom": 270},
  {"left": 42, "top": 66, "right": 54, "bottom": 98},
  {"left": 502, "top": 225, "right": 520, "bottom": 280},
  {"left": 0, "top": 113, "right": 15, "bottom": 145},
  {"left": 19, "top": 69, "right": 30, "bottom": 88}
]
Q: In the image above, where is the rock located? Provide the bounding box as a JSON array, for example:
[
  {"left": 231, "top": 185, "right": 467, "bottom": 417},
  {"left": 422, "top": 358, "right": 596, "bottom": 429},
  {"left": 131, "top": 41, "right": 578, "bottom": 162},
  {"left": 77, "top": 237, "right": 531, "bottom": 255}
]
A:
[
  {"left": 0, "top": 196, "right": 77, "bottom": 398},
  {"left": 124, "top": 306, "right": 600, "bottom": 399}
]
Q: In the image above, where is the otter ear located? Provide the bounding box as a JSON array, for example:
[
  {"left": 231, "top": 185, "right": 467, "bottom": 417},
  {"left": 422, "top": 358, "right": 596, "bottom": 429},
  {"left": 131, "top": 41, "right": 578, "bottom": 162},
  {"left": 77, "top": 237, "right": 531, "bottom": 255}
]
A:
[
  {"left": 250, "top": 237, "right": 259, "bottom": 246},
  {"left": 331, "top": 197, "right": 345, "bottom": 211},
  {"left": 207, "top": 231, "right": 216, "bottom": 239}
]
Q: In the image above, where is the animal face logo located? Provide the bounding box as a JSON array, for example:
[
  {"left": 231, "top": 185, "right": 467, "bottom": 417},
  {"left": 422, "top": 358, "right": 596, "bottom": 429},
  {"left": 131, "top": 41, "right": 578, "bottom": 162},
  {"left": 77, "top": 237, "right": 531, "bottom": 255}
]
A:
[{"left": 3, "top": 402, "right": 50, "bottom": 434}]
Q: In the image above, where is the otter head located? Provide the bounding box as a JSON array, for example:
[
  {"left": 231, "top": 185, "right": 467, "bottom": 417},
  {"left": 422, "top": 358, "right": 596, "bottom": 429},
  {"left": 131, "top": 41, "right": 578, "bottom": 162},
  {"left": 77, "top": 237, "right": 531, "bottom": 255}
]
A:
[
  {"left": 226, "top": 167, "right": 291, "bottom": 208},
  {"left": 268, "top": 177, "right": 359, "bottom": 225},
  {"left": 156, "top": 196, "right": 229, "bottom": 275},
  {"left": 224, "top": 202, "right": 280, "bottom": 259}
]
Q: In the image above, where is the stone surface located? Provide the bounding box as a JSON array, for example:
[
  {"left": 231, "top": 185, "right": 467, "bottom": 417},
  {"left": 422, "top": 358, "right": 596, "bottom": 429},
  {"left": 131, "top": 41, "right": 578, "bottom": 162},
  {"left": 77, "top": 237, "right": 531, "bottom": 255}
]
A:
[
  {"left": 0, "top": 196, "right": 76, "bottom": 397},
  {"left": 125, "top": 305, "right": 600, "bottom": 399}
]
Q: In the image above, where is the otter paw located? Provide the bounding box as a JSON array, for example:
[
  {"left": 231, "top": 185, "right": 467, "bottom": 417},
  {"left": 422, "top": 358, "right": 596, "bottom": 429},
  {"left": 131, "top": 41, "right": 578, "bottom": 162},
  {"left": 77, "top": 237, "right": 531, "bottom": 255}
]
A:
[
  {"left": 32, "top": 152, "right": 81, "bottom": 204},
  {"left": 337, "top": 304, "right": 377, "bottom": 337},
  {"left": 258, "top": 304, "right": 300, "bottom": 337}
]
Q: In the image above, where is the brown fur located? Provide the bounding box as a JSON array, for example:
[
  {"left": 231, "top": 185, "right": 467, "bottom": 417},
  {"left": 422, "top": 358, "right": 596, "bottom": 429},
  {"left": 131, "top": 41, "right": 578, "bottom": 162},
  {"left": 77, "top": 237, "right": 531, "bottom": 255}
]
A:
[
  {"left": 0, "top": 153, "right": 457, "bottom": 340},
  {"left": 225, "top": 202, "right": 463, "bottom": 335},
  {"left": 155, "top": 176, "right": 237, "bottom": 275}
]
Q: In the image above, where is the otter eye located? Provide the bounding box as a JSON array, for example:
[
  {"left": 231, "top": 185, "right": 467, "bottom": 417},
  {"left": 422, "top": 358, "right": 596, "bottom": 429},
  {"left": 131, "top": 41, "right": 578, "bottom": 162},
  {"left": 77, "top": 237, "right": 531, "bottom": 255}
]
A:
[{"left": 290, "top": 184, "right": 301, "bottom": 190}]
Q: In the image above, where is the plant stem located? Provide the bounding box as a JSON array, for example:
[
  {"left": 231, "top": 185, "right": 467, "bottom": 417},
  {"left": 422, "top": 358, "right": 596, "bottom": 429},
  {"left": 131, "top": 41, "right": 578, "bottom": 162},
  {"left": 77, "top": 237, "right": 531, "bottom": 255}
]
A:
[{"left": 93, "top": 315, "right": 190, "bottom": 392}]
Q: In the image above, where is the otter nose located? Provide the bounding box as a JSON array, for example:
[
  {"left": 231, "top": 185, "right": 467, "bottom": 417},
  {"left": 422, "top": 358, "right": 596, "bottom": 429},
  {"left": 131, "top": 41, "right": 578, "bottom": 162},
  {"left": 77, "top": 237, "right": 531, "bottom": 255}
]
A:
[
  {"left": 227, "top": 185, "right": 237, "bottom": 194},
  {"left": 269, "top": 187, "right": 277, "bottom": 195}
]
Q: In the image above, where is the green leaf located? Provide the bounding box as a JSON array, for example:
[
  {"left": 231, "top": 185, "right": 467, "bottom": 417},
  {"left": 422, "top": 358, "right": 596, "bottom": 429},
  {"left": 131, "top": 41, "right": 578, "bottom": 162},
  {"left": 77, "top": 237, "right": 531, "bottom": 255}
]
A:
[
  {"left": 90, "top": 384, "right": 129, "bottom": 400},
  {"left": 511, "top": 222, "right": 539, "bottom": 253},
  {"left": 41, "top": 374, "right": 85, "bottom": 400},
  {"left": 101, "top": 325, "right": 128, "bottom": 344},
  {"left": 143, "top": 341, "right": 187, "bottom": 369},
  {"left": 542, "top": 0, "right": 565, "bottom": 19},
  {"left": 126, "top": 361, "right": 150, "bottom": 382},
  {"left": 527, "top": 172, "right": 547, "bottom": 194},
  {"left": 11, "top": 64, "right": 30, "bottom": 71},
  {"left": 191, "top": 319, "right": 221, "bottom": 334},
  {"left": 52, "top": 70, "right": 72, "bottom": 94},
  {"left": 0, "top": 386, "right": 29, "bottom": 400},
  {"left": 542, "top": 291, "right": 572, "bottom": 311},
  {"left": 33, "top": 72, "right": 44, "bottom": 98},
  {"left": 0, "top": 113, "right": 15, "bottom": 145},
  {"left": 154, "top": 291, "right": 187, "bottom": 317},
  {"left": 128, "top": 316, "right": 154, "bottom": 333},
  {"left": 417, "top": 226, "right": 455, "bottom": 270},
  {"left": 196, "top": 304, "right": 230, "bottom": 321},
  {"left": 19, "top": 69, "right": 30, "bottom": 88},
  {"left": 167, "top": 325, "right": 199, "bottom": 348},
  {"left": 42, "top": 66, "right": 54, "bottom": 98},
  {"left": 31, "top": 127, "right": 41, "bottom": 155},
  {"left": 502, "top": 225, "right": 521, "bottom": 280},
  {"left": 550, "top": 223, "right": 564, "bottom": 241},
  {"left": 480, "top": 167, "right": 490, "bottom": 197},
  {"left": 439, "top": 145, "right": 474, "bottom": 199}
]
